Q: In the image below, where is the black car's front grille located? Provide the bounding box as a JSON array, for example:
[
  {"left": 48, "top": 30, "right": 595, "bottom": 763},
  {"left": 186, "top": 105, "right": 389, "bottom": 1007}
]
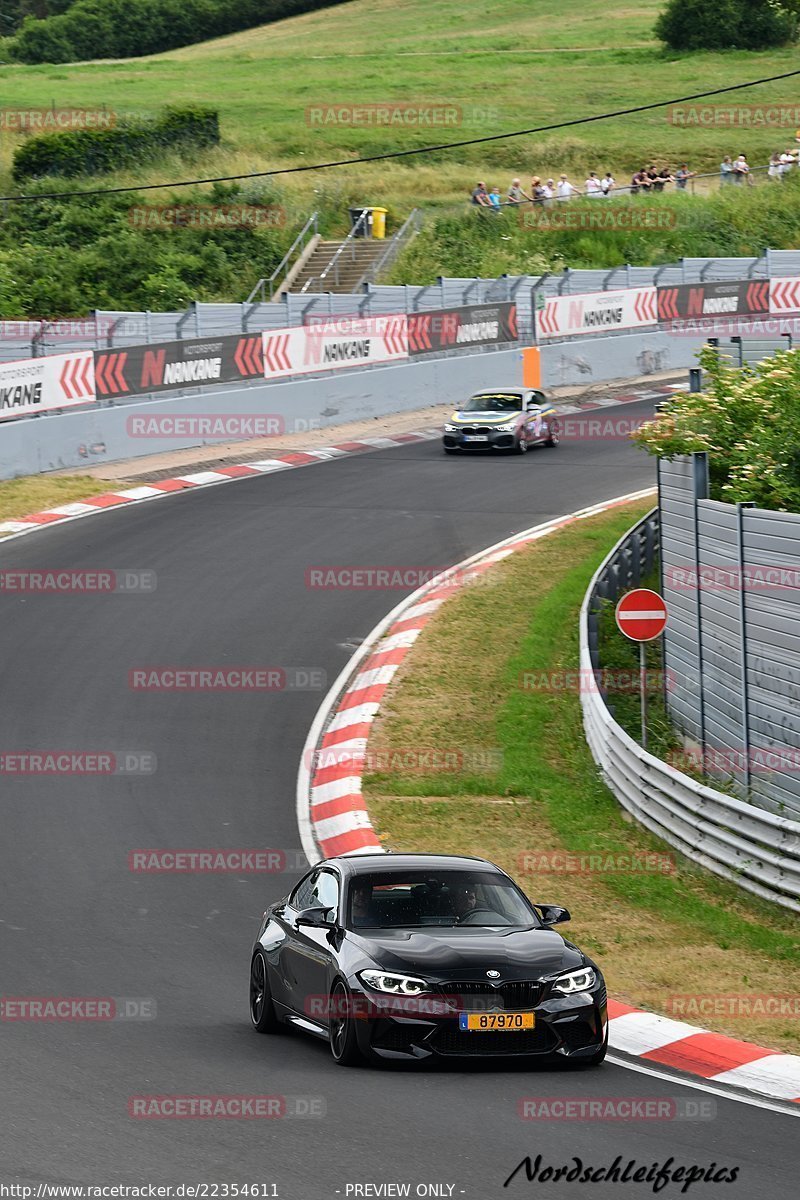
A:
[
  {"left": 432, "top": 1023, "right": 556, "bottom": 1056},
  {"left": 439, "top": 980, "right": 544, "bottom": 1011}
]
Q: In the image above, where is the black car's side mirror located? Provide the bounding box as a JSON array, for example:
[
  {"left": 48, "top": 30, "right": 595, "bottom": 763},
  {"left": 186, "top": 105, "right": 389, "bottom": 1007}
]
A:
[
  {"left": 295, "top": 906, "right": 335, "bottom": 928},
  {"left": 537, "top": 904, "right": 570, "bottom": 927}
]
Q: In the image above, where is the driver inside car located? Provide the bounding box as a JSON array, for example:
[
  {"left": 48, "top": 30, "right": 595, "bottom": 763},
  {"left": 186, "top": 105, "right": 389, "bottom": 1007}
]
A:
[{"left": 451, "top": 884, "right": 478, "bottom": 921}]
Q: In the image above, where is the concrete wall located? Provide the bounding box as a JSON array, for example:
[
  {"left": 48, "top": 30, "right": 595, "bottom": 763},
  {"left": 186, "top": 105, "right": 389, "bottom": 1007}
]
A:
[{"left": 0, "top": 331, "right": 709, "bottom": 479}]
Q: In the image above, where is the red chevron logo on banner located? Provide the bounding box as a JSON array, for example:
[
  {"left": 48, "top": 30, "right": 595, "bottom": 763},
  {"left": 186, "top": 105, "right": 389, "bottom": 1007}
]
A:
[
  {"left": 745, "top": 280, "right": 769, "bottom": 314},
  {"left": 264, "top": 333, "right": 292, "bottom": 374},
  {"left": 539, "top": 301, "right": 559, "bottom": 335},
  {"left": 59, "top": 354, "right": 94, "bottom": 401},
  {"left": 771, "top": 278, "right": 800, "bottom": 313},
  {"left": 382, "top": 317, "right": 407, "bottom": 355},
  {"left": 234, "top": 335, "right": 264, "bottom": 377},
  {"left": 94, "top": 351, "right": 129, "bottom": 395}
]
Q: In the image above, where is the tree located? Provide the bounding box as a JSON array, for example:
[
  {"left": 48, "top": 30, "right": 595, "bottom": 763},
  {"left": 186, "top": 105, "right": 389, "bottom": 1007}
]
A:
[{"left": 655, "top": 0, "right": 797, "bottom": 50}]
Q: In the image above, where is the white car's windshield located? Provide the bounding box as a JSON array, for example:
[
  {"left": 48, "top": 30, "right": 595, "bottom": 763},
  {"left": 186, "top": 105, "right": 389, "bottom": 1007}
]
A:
[
  {"left": 462, "top": 393, "right": 522, "bottom": 413},
  {"left": 347, "top": 870, "right": 538, "bottom": 929}
]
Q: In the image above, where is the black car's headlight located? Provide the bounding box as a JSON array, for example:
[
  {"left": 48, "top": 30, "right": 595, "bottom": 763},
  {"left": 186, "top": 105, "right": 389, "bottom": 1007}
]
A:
[
  {"left": 552, "top": 967, "right": 596, "bottom": 995},
  {"left": 492, "top": 421, "right": 518, "bottom": 432},
  {"left": 359, "top": 970, "right": 430, "bottom": 995},
  {"left": 443, "top": 424, "right": 458, "bottom": 432}
]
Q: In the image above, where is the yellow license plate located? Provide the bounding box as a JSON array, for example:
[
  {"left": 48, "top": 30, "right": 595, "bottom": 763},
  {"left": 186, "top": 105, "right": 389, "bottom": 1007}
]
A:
[{"left": 459, "top": 1012, "right": 535, "bottom": 1032}]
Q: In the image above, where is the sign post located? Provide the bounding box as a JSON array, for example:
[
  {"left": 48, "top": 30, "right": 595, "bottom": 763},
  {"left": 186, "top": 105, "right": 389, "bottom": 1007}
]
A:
[{"left": 614, "top": 588, "right": 668, "bottom": 751}]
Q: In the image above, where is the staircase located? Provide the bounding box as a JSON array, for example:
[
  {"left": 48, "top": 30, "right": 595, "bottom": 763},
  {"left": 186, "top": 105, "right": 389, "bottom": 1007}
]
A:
[{"left": 292, "top": 238, "right": 388, "bottom": 294}]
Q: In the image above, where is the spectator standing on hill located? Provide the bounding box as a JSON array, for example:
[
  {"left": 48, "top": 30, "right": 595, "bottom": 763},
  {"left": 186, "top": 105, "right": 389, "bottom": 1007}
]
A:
[
  {"left": 780, "top": 149, "right": 797, "bottom": 176},
  {"left": 646, "top": 164, "right": 660, "bottom": 190},
  {"left": 507, "top": 177, "right": 530, "bottom": 204},
  {"left": 733, "top": 154, "right": 750, "bottom": 185},
  {"left": 556, "top": 174, "right": 580, "bottom": 201},
  {"left": 488, "top": 185, "right": 502, "bottom": 211},
  {"left": 631, "top": 168, "right": 650, "bottom": 195},
  {"left": 653, "top": 165, "right": 674, "bottom": 192},
  {"left": 674, "top": 163, "right": 695, "bottom": 191},
  {"left": 769, "top": 153, "right": 783, "bottom": 181},
  {"left": 471, "top": 181, "right": 491, "bottom": 207},
  {"left": 585, "top": 171, "right": 603, "bottom": 197},
  {"left": 601, "top": 171, "right": 615, "bottom": 195},
  {"left": 720, "top": 156, "right": 734, "bottom": 185},
  {"left": 541, "top": 179, "right": 555, "bottom": 205},
  {"left": 531, "top": 177, "right": 547, "bottom": 204}
]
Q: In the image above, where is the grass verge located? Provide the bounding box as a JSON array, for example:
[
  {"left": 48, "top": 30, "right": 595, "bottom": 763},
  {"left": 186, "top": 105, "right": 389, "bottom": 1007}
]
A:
[
  {"left": 364, "top": 499, "right": 800, "bottom": 1053},
  {"left": 0, "top": 475, "right": 122, "bottom": 534}
]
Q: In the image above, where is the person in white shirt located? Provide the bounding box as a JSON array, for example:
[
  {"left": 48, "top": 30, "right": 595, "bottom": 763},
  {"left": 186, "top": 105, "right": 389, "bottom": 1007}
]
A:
[
  {"left": 540, "top": 179, "right": 554, "bottom": 205},
  {"left": 585, "top": 171, "right": 603, "bottom": 197},
  {"left": 769, "top": 153, "right": 783, "bottom": 181},
  {"left": 556, "top": 174, "right": 579, "bottom": 201},
  {"left": 733, "top": 154, "right": 750, "bottom": 185},
  {"left": 601, "top": 172, "right": 615, "bottom": 195},
  {"left": 780, "top": 149, "right": 797, "bottom": 177}
]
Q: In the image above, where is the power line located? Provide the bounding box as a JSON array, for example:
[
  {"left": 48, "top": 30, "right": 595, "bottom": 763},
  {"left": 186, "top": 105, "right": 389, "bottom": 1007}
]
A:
[{"left": 4, "top": 66, "right": 800, "bottom": 204}]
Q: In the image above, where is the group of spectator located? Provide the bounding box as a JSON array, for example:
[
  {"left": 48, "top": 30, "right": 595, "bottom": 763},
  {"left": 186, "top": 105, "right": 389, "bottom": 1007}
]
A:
[{"left": 470, "top": 149, "right": 800, "bottom": 209}]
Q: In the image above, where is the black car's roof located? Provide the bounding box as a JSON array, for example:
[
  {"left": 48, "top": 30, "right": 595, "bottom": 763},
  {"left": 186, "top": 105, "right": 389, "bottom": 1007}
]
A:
[{"left": 323, "top": 852, "right": 504, "bottom": 876}]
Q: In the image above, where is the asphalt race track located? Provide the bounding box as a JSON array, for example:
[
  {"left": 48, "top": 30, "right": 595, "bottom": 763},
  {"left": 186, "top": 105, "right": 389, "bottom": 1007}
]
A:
[{"left": 1, "top": 397, "right": 796, "bottom": 1199}]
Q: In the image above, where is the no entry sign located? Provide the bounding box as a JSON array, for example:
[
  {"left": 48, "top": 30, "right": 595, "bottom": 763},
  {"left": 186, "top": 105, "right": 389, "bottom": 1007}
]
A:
[{"left": 615, "top": 588, "right": 668, "bottom": 642}]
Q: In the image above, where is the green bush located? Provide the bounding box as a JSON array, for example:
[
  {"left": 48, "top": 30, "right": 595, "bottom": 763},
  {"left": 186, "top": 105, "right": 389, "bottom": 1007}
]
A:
[
  {"left": 12, "top": 105, "right": 220, "bottom": 180},
  {"left": 655, "top": 0, "right": 797, "bottom": 50},
  {"left": 8, "top": 0, "right": 352, "bottom": 63},
  {"left": 632, "top": 345, "right": 800, "bottom": 511}
]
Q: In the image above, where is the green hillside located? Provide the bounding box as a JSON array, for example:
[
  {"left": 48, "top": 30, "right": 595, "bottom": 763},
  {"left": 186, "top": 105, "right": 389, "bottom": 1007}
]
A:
[{"left": 1, "top": 0, "right": 799, "bottom": 211}]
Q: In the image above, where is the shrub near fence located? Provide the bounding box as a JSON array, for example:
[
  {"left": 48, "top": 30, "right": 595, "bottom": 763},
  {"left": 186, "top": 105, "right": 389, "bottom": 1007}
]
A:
[{"left": 12, "top": 106, "right": 220, "bottom": 181}]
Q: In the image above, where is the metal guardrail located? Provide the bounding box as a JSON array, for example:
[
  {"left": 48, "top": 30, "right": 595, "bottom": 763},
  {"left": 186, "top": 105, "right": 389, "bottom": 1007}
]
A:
[
  {"left": 580, "top": 509, "right": 800, "bottom": 913},
  {"left": 246, "top": 212, "right": 319, "bottom": 303}
]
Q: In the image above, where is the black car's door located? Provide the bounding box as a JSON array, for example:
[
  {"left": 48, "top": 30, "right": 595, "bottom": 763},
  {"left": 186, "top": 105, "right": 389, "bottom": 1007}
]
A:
[{"left": 280, "top": 868, "right": 341, "bottom": 1025}]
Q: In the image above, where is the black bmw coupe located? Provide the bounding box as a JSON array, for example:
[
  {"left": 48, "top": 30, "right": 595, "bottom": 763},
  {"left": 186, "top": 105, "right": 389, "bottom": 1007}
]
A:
[{"left": 249, "top": 852, "right": 607, "bottom": 1066}]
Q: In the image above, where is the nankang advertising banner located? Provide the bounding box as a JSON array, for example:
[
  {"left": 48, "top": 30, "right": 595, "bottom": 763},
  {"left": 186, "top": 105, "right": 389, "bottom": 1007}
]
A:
[
  {"left": 0, "top": 349, "right": 95, "bottom": 422},
  {"left": 536, "top": 288, "right": 657, "bottom": 339},
  {"left": 93, "top": 332, "right": 265, "bottom": 398},
  {"left": 657, "top": 280, "right": 770, "bottom": 322},
  {"left": 407, "top": 303, "right": 517, "bottom": 354},
  {"left": 262, "top": 316, "right": 408, "bottom": 379}
]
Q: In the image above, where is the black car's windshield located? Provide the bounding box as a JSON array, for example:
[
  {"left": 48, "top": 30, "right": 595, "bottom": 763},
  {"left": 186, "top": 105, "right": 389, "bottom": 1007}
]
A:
[
  {"left": 346, "top": 869, "right": 538, "bottom": 929},
  {"left": 462, "top": 393, "right": 522, "bottom": 413}
]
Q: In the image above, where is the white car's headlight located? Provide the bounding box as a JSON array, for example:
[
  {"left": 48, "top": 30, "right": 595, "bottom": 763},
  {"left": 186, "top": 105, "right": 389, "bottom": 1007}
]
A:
[
  {"left": 359, "top": 970, "right": 430, "bottom": 995},
  {"left": 552, "top": 967, "right": 596, "bottom": 994}
]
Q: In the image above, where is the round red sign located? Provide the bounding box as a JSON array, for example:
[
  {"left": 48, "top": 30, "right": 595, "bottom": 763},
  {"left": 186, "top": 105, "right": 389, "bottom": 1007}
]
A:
[{"left": 614, "top": 588, "right": 668, "bottom": 642}]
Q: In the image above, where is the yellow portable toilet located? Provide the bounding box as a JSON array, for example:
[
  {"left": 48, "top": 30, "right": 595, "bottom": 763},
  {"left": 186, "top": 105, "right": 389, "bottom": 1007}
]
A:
[{"left": 372, "top": 207, "right": 388, "bottom": 239}]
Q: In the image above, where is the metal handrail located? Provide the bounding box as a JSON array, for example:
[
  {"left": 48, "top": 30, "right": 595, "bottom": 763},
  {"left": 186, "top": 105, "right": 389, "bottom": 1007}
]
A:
[
  {"left": 353, "top": 208, "right": 422, "bottom": 292},
  {"left": 246, "top": 212, "right": 319, "bottom": 303},
  {"left": 299, "top": 208, "right": 370, "bottom": 294}
]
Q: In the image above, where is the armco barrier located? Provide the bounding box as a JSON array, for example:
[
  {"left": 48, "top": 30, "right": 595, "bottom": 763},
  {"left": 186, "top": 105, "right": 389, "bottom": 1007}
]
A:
[
  {"left": 0, "top": 330, "right": 711, "bottom": 480},
  {"left": 580, "top": 511, "right": 800, "bottom": 913}
]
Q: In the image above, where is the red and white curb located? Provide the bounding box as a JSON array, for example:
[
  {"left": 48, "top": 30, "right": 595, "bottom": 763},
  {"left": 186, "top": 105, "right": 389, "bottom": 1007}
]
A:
[
  {"left": 296, "top": 486, "right": 800, "bottom": 1108},
  {"left": 0, "top": 429, "right": 444, "bottom": 542},
  {"left": 0, "top": 382, "right": 680, "bottom": 543}
]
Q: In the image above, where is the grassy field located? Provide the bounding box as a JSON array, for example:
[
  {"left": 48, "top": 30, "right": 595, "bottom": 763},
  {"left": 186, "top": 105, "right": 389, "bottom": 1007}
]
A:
[
  {"left": 1, "top": 0, "right": 800, "bottom": 215},
  {"left": 0, "top": 475, "right": 124, "bottom": 533},
  {"left": 363, "top": 501, "right": 800, "bottom": 1053}
]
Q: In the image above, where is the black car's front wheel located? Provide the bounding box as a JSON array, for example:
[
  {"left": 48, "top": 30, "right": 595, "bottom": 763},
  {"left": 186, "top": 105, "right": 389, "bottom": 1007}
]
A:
[
  {"left": 250, "top": 950, "right": 281, "bottom": 1034},
  {"left": 329, "top": 980, "right": 364, "bottom": 1066}
]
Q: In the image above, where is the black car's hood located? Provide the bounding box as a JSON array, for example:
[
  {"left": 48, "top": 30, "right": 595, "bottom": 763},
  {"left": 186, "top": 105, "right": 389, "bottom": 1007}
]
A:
[{"left": 348, "top": 925, "right": 583, "bottom": 980}]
